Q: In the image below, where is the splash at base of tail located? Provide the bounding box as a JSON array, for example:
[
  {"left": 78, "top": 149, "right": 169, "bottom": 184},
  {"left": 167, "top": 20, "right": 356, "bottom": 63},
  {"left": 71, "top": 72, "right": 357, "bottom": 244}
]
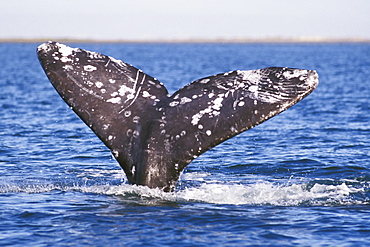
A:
[{"left": 37, "top": 41, "right": 318, "bottom": 192}]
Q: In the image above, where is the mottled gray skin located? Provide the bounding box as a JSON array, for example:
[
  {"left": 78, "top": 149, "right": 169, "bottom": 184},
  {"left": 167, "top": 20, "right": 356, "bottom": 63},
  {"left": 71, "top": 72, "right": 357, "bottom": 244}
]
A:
[{"left": 37, "top": 41, "right": 318, "bottom": 192}]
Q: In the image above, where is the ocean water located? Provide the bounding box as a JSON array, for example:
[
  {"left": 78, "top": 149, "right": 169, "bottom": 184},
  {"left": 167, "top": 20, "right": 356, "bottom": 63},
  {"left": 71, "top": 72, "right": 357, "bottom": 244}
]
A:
[{"left": 1, "top": 42, "right": 369, "bottom": 246}]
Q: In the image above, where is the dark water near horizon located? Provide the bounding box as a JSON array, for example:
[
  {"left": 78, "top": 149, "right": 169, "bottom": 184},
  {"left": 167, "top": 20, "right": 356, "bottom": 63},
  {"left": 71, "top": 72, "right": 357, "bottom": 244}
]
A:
[{"left": 1, "top": 42, "right": 369, "bottom": 246}]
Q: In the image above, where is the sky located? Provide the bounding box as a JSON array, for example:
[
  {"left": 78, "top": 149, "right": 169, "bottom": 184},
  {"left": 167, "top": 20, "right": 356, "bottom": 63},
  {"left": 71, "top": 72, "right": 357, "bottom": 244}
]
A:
[{"left": 1, "top": 0, "right": 369, "bottom": 41}]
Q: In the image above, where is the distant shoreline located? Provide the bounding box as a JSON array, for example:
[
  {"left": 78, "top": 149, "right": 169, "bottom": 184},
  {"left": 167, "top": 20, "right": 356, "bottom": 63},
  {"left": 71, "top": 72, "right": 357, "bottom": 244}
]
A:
[{"left": 1, "top": 37, "right": 369, "bottom": 44}]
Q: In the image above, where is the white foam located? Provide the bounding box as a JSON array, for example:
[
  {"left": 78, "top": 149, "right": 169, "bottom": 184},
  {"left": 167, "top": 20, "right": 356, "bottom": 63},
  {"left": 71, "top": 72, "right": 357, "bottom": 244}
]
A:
[
  {"left": 181, "top": 172, "right": 210, "bottom": 181},
  {"left": 79, "top": 180, "right": 363, "bottom": 206},
  {"left": 0, "top": 175, "right": 364, "bottom": 206},
  {"left": 175, "top": 182, "right": 362, "bottom": 205}
]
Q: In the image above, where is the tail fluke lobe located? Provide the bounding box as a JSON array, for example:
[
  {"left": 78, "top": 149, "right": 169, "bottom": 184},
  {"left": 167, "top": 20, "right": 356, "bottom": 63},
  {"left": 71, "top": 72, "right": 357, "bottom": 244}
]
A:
[
  {"left": 37, "top": 41, "right": 169, "bottom": 186},
  {"left": 161, "top": 68, "right": 318, "bottom": 166},
  {"left": 38, "top": 42, "right": 318, "bottom": 192}
]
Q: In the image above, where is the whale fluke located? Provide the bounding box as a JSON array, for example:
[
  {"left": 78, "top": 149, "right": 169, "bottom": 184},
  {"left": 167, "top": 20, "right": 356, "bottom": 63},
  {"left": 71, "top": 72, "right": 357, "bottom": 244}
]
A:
[{"left": 37, "top": 41, "right": 318, "bottom": 192}]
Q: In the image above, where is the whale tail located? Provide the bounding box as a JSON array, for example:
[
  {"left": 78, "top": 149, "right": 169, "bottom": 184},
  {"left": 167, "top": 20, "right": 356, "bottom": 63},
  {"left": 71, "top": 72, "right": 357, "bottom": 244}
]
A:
[{"left": 37, "top": 41, "right": 318, "bottom": 192}]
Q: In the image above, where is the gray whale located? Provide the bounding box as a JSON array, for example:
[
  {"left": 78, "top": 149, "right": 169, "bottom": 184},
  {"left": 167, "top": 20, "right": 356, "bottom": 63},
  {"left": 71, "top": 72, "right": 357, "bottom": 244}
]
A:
[{"left": 37, "top": 41, "right": 318, "bottom": 192}]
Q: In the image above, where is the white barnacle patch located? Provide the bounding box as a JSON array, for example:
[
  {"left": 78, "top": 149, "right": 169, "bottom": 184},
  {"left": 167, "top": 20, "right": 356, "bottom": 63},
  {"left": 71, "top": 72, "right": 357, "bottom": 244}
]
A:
[
  {"left": 212, "top": 110, "right": 220, "bottom": 116},
  {"left": 200, "top": 78, "right": 210, "bottom": 84},
  {"left": 101, "top": 89, "right": 106, "bottom": 93},
  {"left": 248, "top": 85, "right": 258, "bottom": 92},
  {"left": 169, "top": 101, "right": 179, "bottom": 107},
  {"left": 133, "top": 130, "right": 139, "bottom": 138},
  {"left": 206, "top": 130, "right": 212, "bottom": 136},
  {"left": 180, "top": 97, "right": 192, "bottom": 104},
  {"left": 112, "top": 150, "right": 119, "bottom": 158},
  {"left": 109, "top": 56, "right": 127, "bottom": 68},
  {"left": 283, "top": 69, "right": 303, "bottom": 80},
  {"left": 192, "top": 95, "right": 198, "bottom": 99},
  {"left": 37, "top": 42, "right": 52, "bottom": 53},
  {"left": 213, "top": 96, "right": 223, "bottom": 110},
  {"left": 84, "top": 65, "right": 97, "bottom": 72},
  {"left": 124, "top": 110, "right": 131, "bottom": 117},
  {"left": 230, "top": 126, "right": 237, "bottom": 133},
  {"left": 87, "top": 51, "right": 104, "bottom": 60},
  {"left": 237, "top": 69, "right": 290, "bottom": 104},
  {"left": 86, "top": 81, "right": 93, "bottom": 87},
  {"left": 111, "top": 92, "right": 118, "bottom": 97},
  {"left": 63, "top": 65, "right": 73, "bottom": 71},
  {"left": 239, "top": 82, "right": 245, "bottom": 88},
  {"left": 126, "top": 129, "right": 133, "bottom": 137},
  {"left": 147, "top": 80, "right": 156, "bottom": 86},
  {"left": 238, "top": 101, "right": 245, "bottom": 107},
  {"left": 175, "top": 135, "right": 180, "bottom": 140},
  {"left": 107, "top": 97, "right": 121, "bottom": 104},
  {"left": 238, "top": 70, "right": 257, "bottom": 81},
  {"left": 191, "top": 112, "right": 203, "bottom": 126},
  {"left": 95, "top": 81, "right": 103, "bottom": 88},
  {"left": 109, "top": 79, "right": 116, "bottom": 84},
  {"left": 180, "top": 130, "right": 186, "bottom": 136},
  {"left": 58, "top": 43, "right": 74, "bottom": 57},
  {"left": 108, "top": 135, "right": 114, "bottom": 141},
  {"left": 127, "top": 94, "right": 135, "bottom": 100},
  {"left": 254, "top": 110, "right": 258, "bottom": 114},
  {"left": 60, "top": 56, "right": 72, "bottom": 63},
  {"left": 208, "top": 93, "right": 215, "bottom": 98},
  {"left": 133, "top": 116, "right": 140, "bottom": 123},
  {"left": 198, "top": 124, "right": 203, "bottom": 129},
  {"left": 118, "top": 84, "right": 135, "bottom": 97},
  {"left": 142, "top": 91, "right": 151, "bottom": 98},
  {"left": 191, "top": 94, "right": 225, "bottom": 125}
]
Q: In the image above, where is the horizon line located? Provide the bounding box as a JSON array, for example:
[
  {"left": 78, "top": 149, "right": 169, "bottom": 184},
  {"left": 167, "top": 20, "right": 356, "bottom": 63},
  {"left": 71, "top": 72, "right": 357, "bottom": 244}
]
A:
[{"left": 1, "top": 37, "right": 370, "bottom": 44}]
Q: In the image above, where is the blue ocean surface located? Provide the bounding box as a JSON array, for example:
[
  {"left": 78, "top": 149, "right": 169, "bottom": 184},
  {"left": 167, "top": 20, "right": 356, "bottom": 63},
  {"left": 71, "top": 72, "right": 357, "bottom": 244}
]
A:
[{"left": 0, "top": 42, "right": 369, "bottom": 246}]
